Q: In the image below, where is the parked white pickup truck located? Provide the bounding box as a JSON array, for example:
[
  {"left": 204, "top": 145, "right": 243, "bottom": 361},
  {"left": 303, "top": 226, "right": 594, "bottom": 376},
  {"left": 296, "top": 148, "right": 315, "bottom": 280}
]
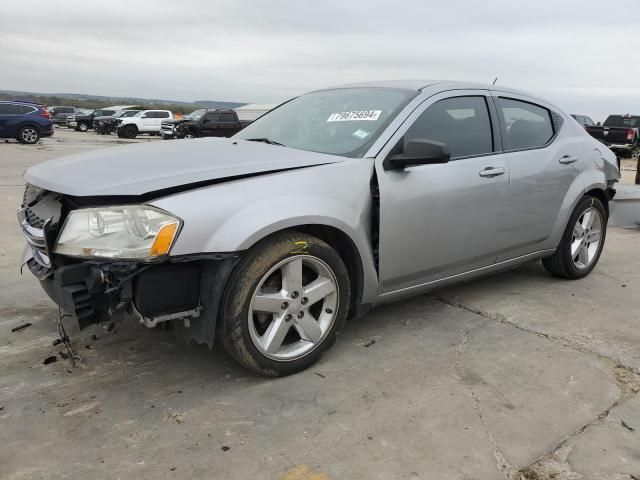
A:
[{"left": 116, "top": 110, "right": 173, "bottom": 139}]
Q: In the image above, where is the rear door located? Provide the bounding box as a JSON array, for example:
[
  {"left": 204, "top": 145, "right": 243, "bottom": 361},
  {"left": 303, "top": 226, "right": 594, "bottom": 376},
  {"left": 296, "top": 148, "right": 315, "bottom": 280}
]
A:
[
  {"left": 377, "top": 91, "right": 511, "bottom": 294},
  {"left": 219, "top": 112, "right": 239, "bottom": 137},
  {"left": 492, "top": 93, "right": 583, "bottom": 260},
  {"left": 140, "top": 111, "right": 157, "bottom": 131}
]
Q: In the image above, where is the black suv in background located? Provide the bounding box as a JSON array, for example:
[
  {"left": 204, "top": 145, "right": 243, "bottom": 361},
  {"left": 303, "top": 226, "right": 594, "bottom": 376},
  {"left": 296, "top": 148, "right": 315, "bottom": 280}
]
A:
[
  {"left": 47, "top": 106, "right": 83, "bottom": 126},
  {"left": 67, "top": 109, "right": 117, "bottom": 131},
  {"left": 161, "top": 109, "right": 250, "bottom": 139}
]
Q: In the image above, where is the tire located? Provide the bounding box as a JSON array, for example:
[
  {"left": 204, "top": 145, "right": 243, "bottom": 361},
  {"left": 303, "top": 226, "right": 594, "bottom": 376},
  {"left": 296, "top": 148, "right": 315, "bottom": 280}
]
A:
[
  {"left": 77, "top": 121, "right": 89, "bottom": 132},
  {"left": 17, "top": 126, "right": 40, "bottom": 144},
  {"left": 542, "top": 195, "right": 607, "bottom": 279},
  {"left": 218, "top": 232, "right": 350, "bottom": 377},
  {"left": 122, "top": 125, "right": 138, "bottom": 139}
]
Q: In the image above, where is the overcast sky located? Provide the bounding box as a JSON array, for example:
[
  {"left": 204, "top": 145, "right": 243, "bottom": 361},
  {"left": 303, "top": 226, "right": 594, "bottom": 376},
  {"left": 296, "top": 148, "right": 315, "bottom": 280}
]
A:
[{"left": 1, "top": 0, "right": 639, "bottom": 120}]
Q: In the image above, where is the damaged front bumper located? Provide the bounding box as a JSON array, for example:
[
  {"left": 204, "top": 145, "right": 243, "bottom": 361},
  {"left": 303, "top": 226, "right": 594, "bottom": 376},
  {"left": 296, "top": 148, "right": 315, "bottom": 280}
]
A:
[{"left": 20, "top": 213, "right": 239, "bottom": 347}]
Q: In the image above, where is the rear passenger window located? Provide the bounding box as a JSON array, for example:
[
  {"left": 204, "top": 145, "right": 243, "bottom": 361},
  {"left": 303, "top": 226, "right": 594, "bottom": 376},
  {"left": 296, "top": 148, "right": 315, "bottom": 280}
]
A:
[
  {"left": 220, "top": 113, "right": 236, "bottom": 122},
  {"left": 0, "top": 104, "right": 23, "bottom": 114},
  {"left": 19, "top": 105, "right": 36, "bottom": 114},
  {"left": 405, "top": 96, "right": 494, "bottom": 159},
  {"left": 497, "top": 98, "right": 554, "bottom": 150},
  {"left": 156, "top": 112, "right": 169, "bottom": 118}
]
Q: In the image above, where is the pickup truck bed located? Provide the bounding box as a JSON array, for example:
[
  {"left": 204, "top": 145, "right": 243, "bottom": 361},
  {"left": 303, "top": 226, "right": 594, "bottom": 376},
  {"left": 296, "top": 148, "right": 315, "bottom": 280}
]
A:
[{"left": 585, "top": 114, "right": 640, "bottom": 158}]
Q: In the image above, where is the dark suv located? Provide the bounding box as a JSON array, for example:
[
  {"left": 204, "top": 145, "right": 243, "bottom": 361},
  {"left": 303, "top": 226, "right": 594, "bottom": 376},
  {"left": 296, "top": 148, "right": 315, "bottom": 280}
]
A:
[
  {"left": 48, "top": 106, "right": 82, "bottom": 126},
  {"left": 0, "top": 101, "right": 54, "bottom": 144}
]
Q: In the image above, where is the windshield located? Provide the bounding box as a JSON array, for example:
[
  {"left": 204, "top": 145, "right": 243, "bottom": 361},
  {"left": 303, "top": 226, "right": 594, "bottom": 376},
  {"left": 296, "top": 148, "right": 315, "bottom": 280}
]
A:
[
  {"left": 186, "top": 109, "right": 207, "bottom": 120},
  {"left": 234, "top": 88, "right": 416, "bottom": 157}
]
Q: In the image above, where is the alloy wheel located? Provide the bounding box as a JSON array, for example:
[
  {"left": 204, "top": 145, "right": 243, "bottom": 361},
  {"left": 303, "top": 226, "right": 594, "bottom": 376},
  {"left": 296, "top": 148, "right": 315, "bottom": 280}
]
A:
[
  {"left": 21, "top": 128, "right": 39, "bottom": 143},
  {"left": 248, "top": 255, "right": 338, "bottom": 361},
  {"left": 571, "top": 207, "right": 603, "bottom": 269}
]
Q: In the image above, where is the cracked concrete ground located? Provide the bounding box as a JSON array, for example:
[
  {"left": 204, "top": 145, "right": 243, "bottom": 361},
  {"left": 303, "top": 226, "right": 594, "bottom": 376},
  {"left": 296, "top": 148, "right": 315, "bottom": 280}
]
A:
[{"left": 1, "top": 129, "right": 639, "bottom": 479}]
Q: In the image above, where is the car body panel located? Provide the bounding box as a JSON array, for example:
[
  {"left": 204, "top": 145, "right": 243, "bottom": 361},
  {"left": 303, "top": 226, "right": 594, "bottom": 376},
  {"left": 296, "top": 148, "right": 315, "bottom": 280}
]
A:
[
  {"left": 24, "top": 137, "right": 346, "bottom": 196},
  {"left": 372, "top": 89, "right": 512, "bottom": 293},
  {"left": 150, "top": 159, "right": 379, "bottom": 302}
]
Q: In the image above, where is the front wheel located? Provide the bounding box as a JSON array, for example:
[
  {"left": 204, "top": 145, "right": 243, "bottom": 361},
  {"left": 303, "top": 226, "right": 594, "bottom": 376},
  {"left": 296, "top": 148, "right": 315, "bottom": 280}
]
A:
[
  {"left": 218, "top": 232, "right": 350, "bottom": 376},
  {"left": 542, "top": 195, "right": 607, "bottom": 279},
  {"left": 122, "top": 125, "right": 138, "bottom": 139},
  {"left": 77, "top": 121, "right": 89, "bottom": 132}
]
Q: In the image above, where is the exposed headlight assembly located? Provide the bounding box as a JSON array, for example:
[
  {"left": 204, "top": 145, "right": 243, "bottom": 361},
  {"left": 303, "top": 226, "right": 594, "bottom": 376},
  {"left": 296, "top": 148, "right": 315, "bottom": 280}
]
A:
[{"left": 55, "top": 205, "right": 181, "bottom": 260}]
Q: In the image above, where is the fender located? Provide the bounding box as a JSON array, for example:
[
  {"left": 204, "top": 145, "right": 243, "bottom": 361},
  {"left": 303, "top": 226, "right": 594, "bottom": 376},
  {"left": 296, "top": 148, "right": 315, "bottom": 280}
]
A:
[
  {"left": 150, "top": 159, "right": 380, "bottom": 301},
  {"left": 545, "top": 169, "right": 608, "bottom": 250}
]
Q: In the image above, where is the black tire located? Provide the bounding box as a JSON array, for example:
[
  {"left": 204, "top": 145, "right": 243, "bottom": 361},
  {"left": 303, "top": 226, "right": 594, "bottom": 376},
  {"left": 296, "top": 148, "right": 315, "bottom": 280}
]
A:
[
  {"left": 122, "top": 125, "right": 138, "bottom": 139},
  {"left": 218, "top": 232, "right": 350, "bottom": 377},
  {"left": 542, "top": 195, "right": 607, "bottom": 279},
  {"left": 77, "top": 121, "right": 89, "bottom": 132},
  {"left": 17, "top": 125, "right": 40, "bottom": 144}
]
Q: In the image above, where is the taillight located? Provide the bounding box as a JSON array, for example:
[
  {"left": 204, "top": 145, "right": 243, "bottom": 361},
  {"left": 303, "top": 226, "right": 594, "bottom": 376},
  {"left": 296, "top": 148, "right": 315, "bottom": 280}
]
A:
[
  {"left": 39, "top": 110, "right": 51, "bottom": 119},
  {"left": 627, "top": 128, "right": 634, "bottom": 142}
]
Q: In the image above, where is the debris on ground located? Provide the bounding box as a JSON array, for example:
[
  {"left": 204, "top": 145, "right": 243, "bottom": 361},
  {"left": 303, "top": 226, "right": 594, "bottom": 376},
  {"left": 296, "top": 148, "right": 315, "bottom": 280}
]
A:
[
  {"left": 43, "top": 355, "right": 57, "bottom": 365},
  {"left": 221, "top": 445, "right": 230, "bottom": 452},
  {"left": 166, "top": 412, "right": 185, "bottom": 424},
  {"left": 314, "top": 372, "right": 326, "bottom": 378},
  {"left": 621, "top": 419, "right": 635, "bottom": 432},
  {"left": 364, "top": 338, "right": 377, "bottom": 347},
  {"left": 59, "top": 351, "right": 69, "bottom": 360},
  {"left": 11, "top": 322, "right": 32, "bottom": 333}
]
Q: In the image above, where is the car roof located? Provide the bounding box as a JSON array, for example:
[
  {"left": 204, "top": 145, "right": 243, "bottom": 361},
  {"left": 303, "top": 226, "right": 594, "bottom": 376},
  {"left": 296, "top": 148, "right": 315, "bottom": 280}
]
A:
[{"left": 319, "top": 79, "right": 538, "bottom": 97}]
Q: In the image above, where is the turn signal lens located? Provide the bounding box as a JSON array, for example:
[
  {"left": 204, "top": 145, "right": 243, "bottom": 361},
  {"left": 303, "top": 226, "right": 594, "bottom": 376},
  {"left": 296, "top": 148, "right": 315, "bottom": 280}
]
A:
[{"left": 150, "top": 222, "right": 179, "bottom": 257}]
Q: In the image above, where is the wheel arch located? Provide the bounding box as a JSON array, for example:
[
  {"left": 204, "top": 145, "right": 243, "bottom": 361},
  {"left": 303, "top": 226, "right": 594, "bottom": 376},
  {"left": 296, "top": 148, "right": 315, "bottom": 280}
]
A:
[
  {"left": 17, "top": 122, "right": 42, "bottom": 133},
  {"left": 239, "top": 224, "right": 367, "bottom": 319},
  {"left": 585, "top": 186, "right": 610, "bottom": 217}
]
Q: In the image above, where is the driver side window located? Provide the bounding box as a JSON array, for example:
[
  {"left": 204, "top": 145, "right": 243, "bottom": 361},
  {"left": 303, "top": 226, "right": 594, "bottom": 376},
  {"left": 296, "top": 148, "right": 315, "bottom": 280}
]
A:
[{"left": 404, "top": 96, "right": 494, "bottom": 159}]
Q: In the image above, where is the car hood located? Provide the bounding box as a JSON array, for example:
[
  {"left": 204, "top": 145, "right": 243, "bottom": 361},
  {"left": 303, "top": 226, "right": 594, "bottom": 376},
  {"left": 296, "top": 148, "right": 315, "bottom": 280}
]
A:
[
  {"left": 162, "top": 118, "right": 192, "bottom": 126},
  {"left": 24, "top": 138, "right": 346, "bottom": 196}
]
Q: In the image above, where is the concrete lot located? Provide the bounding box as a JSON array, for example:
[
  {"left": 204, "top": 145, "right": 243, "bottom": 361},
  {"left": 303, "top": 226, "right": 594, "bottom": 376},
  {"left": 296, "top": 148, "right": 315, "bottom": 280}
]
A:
[{"left": 1, "top": 128, "right": 639, "bottom": 480}]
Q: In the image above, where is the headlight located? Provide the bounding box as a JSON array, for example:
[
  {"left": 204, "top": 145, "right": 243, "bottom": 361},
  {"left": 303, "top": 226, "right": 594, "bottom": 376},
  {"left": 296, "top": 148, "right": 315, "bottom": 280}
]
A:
[{"left": 55, "top": 205, "right": 181, "bottom": 260}]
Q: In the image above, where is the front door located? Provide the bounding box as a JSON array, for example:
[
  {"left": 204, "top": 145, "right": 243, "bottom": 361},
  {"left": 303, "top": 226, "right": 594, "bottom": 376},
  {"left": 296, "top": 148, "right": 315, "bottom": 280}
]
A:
[{"left": 377, "top": 91, "right": 510, "bottom": 294}]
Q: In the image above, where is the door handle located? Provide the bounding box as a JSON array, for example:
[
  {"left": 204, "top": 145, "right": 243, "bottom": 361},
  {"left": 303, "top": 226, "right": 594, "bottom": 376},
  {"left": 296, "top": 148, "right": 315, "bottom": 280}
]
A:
[
  {"left": 559, "top": 155, "right": 578, "bottom": 164},
  {"left": 478, "top": 166, "right": 506, "bottom": 178}
]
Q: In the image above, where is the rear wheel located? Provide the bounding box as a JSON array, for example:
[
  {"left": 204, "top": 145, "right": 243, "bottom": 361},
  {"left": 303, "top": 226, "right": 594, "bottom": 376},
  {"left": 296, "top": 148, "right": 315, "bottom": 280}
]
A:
[
  {"left": 218, "top": 232, "right": 350, "bottom": 376},
  {"left": 542, "top": 195, "right": 607, "bottom": 279},
  {"left": 17, "top": 126, "right": 40, "bottom": 144},
  {"left": 77, "top": 121, "right": 89, "bottom": 132}
]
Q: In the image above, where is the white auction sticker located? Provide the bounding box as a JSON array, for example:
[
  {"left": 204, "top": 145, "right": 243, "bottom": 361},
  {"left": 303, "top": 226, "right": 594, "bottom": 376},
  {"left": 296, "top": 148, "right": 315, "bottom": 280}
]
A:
[{"left": 327, "top": 110, "right": 382, "bottom": 122}]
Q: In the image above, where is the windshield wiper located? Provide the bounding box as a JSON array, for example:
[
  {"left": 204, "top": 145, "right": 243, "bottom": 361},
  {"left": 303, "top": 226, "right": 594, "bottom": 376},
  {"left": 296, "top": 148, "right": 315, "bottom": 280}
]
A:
[{"left": 245, "top": 137, "right": 286, "bottom": 147}]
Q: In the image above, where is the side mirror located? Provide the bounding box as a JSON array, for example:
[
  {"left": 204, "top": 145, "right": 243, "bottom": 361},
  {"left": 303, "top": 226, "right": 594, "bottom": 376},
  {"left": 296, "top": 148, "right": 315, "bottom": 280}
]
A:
[{"left": 384, "top": 139, "right": 451, "bottom": 170}]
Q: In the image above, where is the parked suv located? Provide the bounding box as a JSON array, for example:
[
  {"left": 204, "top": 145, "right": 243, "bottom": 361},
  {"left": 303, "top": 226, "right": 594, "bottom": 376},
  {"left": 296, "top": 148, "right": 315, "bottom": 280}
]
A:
[
  {"left": 161, "top": 109, "right": 249, "bottom": 139},
  {"left": 67, "top": 109, "right": 117, "bottom": 131},
  {"left": 0, "top": 101, "right": 53, "bottom": 144},
  {"left": 19, "top": 81, "right": 619, "bottom": 376},
  {"left": 117, "top": 110, "right": 173, "bottom": 139},
  {"left": 47, "top": 106, "right": 83, "bottom": 126}
]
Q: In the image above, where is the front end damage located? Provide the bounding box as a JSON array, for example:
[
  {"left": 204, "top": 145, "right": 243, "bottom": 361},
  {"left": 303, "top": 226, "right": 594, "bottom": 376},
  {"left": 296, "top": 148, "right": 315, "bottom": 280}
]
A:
[{"left": 19, "top": 184, "right": 238, "bottom": 347}]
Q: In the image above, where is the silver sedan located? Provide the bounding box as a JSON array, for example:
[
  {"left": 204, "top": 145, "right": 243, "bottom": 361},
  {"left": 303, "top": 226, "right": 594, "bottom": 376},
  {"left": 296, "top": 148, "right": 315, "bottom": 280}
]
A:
[{"left": 20, "top": 80, "right": 620, "bottom": 376}]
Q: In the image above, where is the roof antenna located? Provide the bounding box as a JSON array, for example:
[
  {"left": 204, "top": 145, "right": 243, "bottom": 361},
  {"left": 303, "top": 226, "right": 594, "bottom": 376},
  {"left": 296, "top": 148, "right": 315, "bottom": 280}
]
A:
[{"left": 492, "top": 77, "right": 498, "bottom": 85}]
